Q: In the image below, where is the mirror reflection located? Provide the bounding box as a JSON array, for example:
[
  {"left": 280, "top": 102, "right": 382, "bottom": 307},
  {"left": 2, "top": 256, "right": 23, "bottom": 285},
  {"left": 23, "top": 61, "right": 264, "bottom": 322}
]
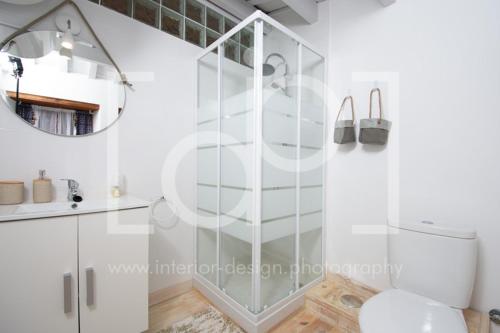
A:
[{"left": 0, "top": 30, "right": 125, "bottom": 136}]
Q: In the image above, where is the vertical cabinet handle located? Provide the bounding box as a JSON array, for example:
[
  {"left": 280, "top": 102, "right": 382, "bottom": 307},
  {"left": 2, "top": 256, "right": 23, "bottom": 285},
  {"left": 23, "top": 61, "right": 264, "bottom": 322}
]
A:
[
  {"left": 63, "top": 273, "right": 72, "bottom": 314},
  {"left": 86, "top": 267, "right": 95, "bottom": 307}
]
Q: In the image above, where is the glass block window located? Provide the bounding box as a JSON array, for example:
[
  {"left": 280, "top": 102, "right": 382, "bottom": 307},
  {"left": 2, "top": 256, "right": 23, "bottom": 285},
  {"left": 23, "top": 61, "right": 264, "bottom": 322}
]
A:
[
  {"left": 163, "top": 0, "right": 183, "bottom": 14},
  {"left": 134, "top": 0, "right": 160, "bottom": 28},
  {"left": 224, "top": 40, "right": 239, "bottom": 63},
  {"left": 240, "top": 28, "right": 254, "bottom": 48},
  {"left": 161, "top": 7, "right": 184, "bottom": 38},
  {"left": 89, "top": 0, "right": 253, "bottom": 66},
  {"left": 224, "top": 18, "right": 239, "bottom": 42},
  {"left": 101, "top": 0, "right": 132, "bottom": 16},
  {"left": 240, "top": 46, "right": 252, "bottom": 67},
  {"left": 185, "top": 19, "right": 205, "bottom": 47},
  {"left": 206, "top": 29, "right": 221, "bottom": 48},
  {"left": 206, "top": 8, "right": 223, "bottom": 34},
  {"left": 185, "top": 0, "right": 205, "bottom": 25}
]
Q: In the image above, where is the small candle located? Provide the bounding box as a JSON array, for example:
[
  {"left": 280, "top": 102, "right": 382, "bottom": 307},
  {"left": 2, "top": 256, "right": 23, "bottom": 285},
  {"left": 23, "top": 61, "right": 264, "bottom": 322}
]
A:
[{"left": 111, "top": 186, "right": 121, "bottom": 198}]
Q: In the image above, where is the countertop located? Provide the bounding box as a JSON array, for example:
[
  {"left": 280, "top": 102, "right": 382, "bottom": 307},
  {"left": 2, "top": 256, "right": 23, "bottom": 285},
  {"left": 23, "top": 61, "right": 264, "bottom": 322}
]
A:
[{"left": 0, "top": 196, "right": 151, "bottom": 222}]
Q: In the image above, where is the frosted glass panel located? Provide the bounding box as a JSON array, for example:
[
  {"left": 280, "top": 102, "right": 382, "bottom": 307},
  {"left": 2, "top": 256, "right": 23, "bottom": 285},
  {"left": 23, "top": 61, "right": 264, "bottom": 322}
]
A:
[
  {"left": 197, "top": 224, "right": 217, "bottom": 283},
  {"left": 220, "top": 26, "right": 254, "bottom": 309},
  {"left": 299, "top": 46, "right": 324, "bottom": 286},
  {"left": 260, "top": 23, "right": 298, "bottom": 310},
  {"left": 221, "top": 216, "right": 253, "bottom": 243},
  {"left": 263, "top": 89, "right": 297, "bottom": 116},
  {"left": 197, "top": 185, "right": 217, "bottom": 212},
  {"left": 300, "top": 148, "right": 323, "bottom": 186},
  {"left": 301, "top": 120, "right": 323, "bottom": 148},
  {"left": 262, "top": 188, "right": 295, "bottom": 221},
  {"left": 220, "top": 188, "right": 252, "bottom": 221},
  {"left": 197, "top": 147, "right": 217, "bottom": 185},
  {"left": 262, "top": 145, "right": 295, "bottom": 188},
  {"left": 263, "top": 111, "right": 297, "bottom": 145},
  {"left": 220, "top": 145, "right": 253, "bottom": 189},
  {"left": 197, "top": 54, "right": 218, "bottom": 123},
  {"left": 260, "top": 235, "right": 294, "bottom": 307},
  {"left": 300, "top": 187, "right": 322, "bottom": 213},
  {"left": 221, "top": 111, "right": 253, "bottom": 143},
  {"left": 220, "top": 231, "right": 252, "bottom": 307},
  {"left": 197, "top": 52, "right": 218, "bottom": 284}
]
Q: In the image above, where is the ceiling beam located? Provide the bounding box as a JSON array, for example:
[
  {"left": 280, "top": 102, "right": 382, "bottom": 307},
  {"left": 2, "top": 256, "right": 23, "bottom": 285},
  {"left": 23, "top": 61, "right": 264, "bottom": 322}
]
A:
[
  {"left": 206, "top": 0, "right": 255, "bottom": 20},
  {"left": 281, "top": 0, "right": 318, "bottom": 24},
  {"left": 268, "top": 6, "right": 291, "bottom": 17},
  {"left": 246, "top": 0, "right": 271, "bottom": 5},
  {"left": 378, "top": 0, "right": 397, "bottom": 7}
]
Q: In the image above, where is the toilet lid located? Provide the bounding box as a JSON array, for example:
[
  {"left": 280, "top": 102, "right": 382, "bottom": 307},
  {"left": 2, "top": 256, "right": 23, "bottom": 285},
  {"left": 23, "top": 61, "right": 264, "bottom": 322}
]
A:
[{"left": 359, "top": 289, "right": 468, "bottom": 333}]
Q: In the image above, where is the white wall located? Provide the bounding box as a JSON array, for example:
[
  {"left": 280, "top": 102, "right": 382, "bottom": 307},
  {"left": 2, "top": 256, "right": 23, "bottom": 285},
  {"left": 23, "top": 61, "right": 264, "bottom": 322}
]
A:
[
  {"left": 0, "top": 0, "right": 199, "bottom": 292},
  {"left": 290, "top": 0, "right": 499, "bottom": 330},
  {"left": 323, "top": 0, "right": 499, "bottom": 330}
]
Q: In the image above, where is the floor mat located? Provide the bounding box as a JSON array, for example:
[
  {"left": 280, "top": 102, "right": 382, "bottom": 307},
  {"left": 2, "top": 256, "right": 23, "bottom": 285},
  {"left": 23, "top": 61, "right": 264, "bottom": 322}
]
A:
[{"left": 156, "top": 305, "right": 245, "bottom": 333}]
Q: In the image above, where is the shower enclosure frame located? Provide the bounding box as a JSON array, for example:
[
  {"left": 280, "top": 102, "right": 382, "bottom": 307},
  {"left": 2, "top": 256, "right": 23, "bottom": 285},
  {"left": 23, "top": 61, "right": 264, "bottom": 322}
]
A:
[{"left": 194, "top": 10, "right": 327, "bottom": 333}]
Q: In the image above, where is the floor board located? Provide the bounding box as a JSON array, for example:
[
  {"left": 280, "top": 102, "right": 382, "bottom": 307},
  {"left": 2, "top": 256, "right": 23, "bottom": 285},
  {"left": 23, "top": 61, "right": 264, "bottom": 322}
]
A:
[
  {"left": 270, "top": 308, "right": 342, "bottom": 333},
  {"left": 147, "top": 290, "right": 210, "bottom": 333}
]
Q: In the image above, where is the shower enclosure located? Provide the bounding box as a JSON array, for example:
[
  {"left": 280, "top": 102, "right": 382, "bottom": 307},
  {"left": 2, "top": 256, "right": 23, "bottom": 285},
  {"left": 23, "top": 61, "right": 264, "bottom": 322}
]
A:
[{"left": 195, "top": 11, "right": 326, "bottom": 331}]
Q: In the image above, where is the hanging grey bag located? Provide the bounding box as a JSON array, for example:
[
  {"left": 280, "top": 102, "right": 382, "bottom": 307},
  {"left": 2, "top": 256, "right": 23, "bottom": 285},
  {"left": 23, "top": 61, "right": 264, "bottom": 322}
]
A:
[
  {"left": 334, "top": 96, "right": 356, "bottom": 144},
  {"left": 359, "top": 88, "right": 391, "bottom": 145}
]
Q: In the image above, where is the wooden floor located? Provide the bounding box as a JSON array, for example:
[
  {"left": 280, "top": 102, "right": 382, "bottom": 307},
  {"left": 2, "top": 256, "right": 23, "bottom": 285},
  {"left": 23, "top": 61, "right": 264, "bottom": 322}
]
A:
[
  {"left": 147, "top": 290, "right": 210, "bottom": 333},
  {"left": 146, "top": 289, "right": 339, "bottom": 333},
  {"left": 270, "top": 308, "right": 343, "bottom": 333},
  {"left": 147, "top": 275, "right": 489, "bottom": 333}
]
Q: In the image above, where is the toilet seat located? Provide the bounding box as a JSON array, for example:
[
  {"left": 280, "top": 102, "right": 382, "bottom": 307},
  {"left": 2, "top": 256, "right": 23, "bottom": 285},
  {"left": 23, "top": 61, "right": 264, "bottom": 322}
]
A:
[{"left": 359, "top": 289, "right": 468, "bottom": 333}]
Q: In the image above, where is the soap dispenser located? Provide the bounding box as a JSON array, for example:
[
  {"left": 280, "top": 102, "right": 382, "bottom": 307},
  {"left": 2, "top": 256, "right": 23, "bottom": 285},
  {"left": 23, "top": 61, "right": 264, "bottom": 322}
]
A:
[{"left": 33, "top": 170, "right": 52, "bottom": 203}]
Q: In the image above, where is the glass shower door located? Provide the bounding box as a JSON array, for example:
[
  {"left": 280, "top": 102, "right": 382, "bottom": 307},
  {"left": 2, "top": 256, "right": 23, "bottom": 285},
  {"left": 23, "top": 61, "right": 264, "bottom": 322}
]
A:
[
  {"left": 196, "top": 51, "right": 218, "bottom": 284},
  {"left": 260, "top": 23, "right": 299, "bottom": 311},
  {"left": 219, "top": 25, "right": 255, "bottom": 310},
  {"left": 299, "top": 46, "right": 325, "bottom": 287}
]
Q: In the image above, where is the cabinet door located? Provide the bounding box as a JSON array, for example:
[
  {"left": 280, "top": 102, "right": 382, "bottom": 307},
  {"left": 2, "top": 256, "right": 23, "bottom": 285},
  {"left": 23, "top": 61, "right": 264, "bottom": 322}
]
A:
[
  {"left": 78, "top": 208, "right": 149, "bottom": 333},
  {"left": 0, "top": 216, "right": 79, "bottom": 333}
]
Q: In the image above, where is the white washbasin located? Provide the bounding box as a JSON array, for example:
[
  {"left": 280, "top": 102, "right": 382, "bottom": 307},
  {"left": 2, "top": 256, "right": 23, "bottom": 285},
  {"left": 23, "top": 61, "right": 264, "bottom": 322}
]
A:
[
  {"left": 0, "top": 196, "right": 150, "bottom": 222},
  {"left": 15, "top": 202, "right": 85, "bottom": 214}
]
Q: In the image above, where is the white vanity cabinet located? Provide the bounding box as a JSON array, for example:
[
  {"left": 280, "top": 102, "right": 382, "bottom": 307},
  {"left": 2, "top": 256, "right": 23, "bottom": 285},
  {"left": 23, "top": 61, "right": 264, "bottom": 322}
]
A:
[
  {"left": 0, "top": 216, "right": 79, "bottom": 333},
  {"left": 0, "top": 204, "right": 149, "bottom": 333},
  {"left": 79, "top": 209, "right": 149, "bottom": 333}
]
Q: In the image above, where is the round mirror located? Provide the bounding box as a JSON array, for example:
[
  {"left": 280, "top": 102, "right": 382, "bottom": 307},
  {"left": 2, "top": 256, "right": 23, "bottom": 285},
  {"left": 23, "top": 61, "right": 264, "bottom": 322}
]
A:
[
  {"left": 0, "top": 0, "right": 46, "bottom": 4},
  {"left": 0, "top": 30, "right": 125, "bottom": 136}
]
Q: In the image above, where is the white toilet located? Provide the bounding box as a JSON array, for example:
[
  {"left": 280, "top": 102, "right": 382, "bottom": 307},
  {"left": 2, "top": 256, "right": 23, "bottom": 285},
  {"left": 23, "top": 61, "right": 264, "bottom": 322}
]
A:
[{"left": 359, "top": 220, "right": 477, "bottom": 333}]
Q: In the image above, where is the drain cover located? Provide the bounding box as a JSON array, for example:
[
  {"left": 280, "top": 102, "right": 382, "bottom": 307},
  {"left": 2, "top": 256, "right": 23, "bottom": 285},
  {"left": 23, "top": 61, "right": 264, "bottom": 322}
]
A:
[{"left": 340, "top": 294, "right": 363, "bottom": 309}]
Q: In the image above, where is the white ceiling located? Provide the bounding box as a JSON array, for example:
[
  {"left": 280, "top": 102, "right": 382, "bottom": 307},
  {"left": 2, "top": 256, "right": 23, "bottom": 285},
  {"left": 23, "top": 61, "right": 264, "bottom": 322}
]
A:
[
  {"left": 208, "top": 0, "right": 396, "bottom": 24},
  {"left": 207, "top": 0, "right": 321, "bottom": 24}
]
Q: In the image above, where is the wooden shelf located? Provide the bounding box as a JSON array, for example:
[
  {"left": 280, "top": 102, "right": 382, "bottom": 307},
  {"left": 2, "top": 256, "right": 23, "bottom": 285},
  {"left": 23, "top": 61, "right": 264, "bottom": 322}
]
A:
[{"left": 6, "top": 91, "right": 100, "bottom": 112}]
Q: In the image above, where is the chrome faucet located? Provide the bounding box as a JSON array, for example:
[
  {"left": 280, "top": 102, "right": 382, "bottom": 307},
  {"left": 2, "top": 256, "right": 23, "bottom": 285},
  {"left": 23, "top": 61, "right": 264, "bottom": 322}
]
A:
[{"left": 60, "top": 179, "right": 83, "bottom": 202}]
